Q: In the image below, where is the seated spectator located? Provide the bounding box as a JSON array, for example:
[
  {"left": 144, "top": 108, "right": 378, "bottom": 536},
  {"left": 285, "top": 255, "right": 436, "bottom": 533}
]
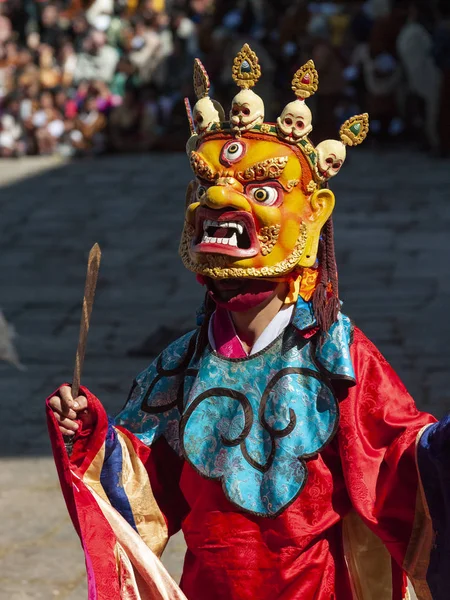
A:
[
  {"left": 109, "top": 86, "right": 155, "bottom": 152},
  {"left": 128, "top": 14, "right": 170, "bottom": 85},
  {"left": 309, "top": 14, "right": 346, "bottom": 141},
  {"left": 71, "top": 14, "right": 91, "bottom": 53},
  {"left": 54, "top": 87, "right": 77, "bottom": 121},
  {"left": 0, "top": 5, "right": 12, "bottom": 46},
  {"left": 397, "top": 1, "right": 441, "bottom": 151},
  {"left": 0, "top": 95, "right": 24, "bottom": 157},
  {"left": 39, "top": 4, "right": 64, "bottom": 50},
  {"left": 38, "top": 45, "right": 61, "bottom": 89},
  {"left": 73, "top": 29, "right": 119, "bottom": 84},
  {"left": 0, "top": 45, "right": 13, "bottom": 99},
  {"left": 74, "top": 79, "right": 90, "bottom": 110},
  {"left": 59, "top": 41, "right": 78, "bottom": 87},
  {"left": 18, "top": 81, "right": 40, "bottom": 154},
  {"left": 32, "top": 90, "right": 65, "bottom": 155},
  {"left": 91, "top": 79, "right": 118, "bottom": 113},
  {"left": 16, "top": 47, "right": 39, "bottom": 90},
  {"left": 85, "top": 0, "right": 115, "bottom": 29},
  {"left": 70, "top": 93, "right": 107, "bottom": 154},
  {"left": 107, "top": 3, "right": 130, "bottom": 51},
  {"left": 5, "top": 40, "right": 20, "bottom": 71},
  {"left": 110, "top": 57, "right": 139, "bottom": 98}
]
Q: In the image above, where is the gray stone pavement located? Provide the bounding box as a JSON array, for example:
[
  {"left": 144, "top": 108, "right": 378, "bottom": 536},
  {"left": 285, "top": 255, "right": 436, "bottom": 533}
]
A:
[{"left": 0, "top": 148, "right": 449, "bottom": 599}]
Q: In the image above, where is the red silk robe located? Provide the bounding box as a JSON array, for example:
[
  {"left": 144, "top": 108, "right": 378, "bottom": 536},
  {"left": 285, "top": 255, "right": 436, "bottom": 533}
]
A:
[{"left": 47, "top": 326, "right": 436, "bottom": 599}]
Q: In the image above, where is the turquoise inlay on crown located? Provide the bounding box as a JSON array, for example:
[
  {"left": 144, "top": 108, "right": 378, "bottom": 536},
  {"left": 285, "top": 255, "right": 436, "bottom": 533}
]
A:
[{"left": 240, "top": 60, "right": 252, "bottom": 73}]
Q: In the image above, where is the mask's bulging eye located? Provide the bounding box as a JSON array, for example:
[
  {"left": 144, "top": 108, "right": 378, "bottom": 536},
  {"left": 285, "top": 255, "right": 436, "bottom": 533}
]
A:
[
  {"left": 220, "top": 140, "right": 246, "bottom": 165},
  {"left": 248, "top": 185, "right": 280, "bottom": 206},
  {"left": 196, "top": 185, "right": 207, "bottom": 200}
]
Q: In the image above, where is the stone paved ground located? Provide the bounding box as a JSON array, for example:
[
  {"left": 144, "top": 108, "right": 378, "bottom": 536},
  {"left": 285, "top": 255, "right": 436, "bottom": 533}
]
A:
[{"left": 0, "top": 148, "right": 449, "bottom": 599}]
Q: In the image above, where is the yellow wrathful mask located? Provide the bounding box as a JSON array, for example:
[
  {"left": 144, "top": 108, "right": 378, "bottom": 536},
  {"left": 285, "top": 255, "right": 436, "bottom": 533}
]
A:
[{"left": 179, "top": 45, "right": 369, "bottom": 280}]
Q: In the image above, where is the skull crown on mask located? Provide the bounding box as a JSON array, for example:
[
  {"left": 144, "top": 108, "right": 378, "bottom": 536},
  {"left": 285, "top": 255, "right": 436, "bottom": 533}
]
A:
[
  {"left": 193, "top": 97, "right": 221, "bottom": 134},
  {"left": 230, "top": 89, "right": 264, "bottom": 134},
  {"left": 315, "top": 140, "right": 347, "bottom": 179},
  {"left": 276, "top": 100, "right": 313, "bottom": 143}
]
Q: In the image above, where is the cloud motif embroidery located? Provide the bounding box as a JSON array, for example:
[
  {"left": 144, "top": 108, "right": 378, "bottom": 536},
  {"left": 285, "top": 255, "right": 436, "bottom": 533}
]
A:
[{"left": 181, "top": 340, "right": 341, "bottom": 517}]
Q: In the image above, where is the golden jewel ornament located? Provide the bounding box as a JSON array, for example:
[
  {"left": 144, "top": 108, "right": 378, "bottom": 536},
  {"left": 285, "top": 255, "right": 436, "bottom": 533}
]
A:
[
  {"left": 231, "top": 43, "right": 262, "bottom": 89},
  {"left": 340, "top": 113, "right": 370, "bottom": 147},
  {"left": 291, "top": 60, "right": 319, "bottom": 100}
]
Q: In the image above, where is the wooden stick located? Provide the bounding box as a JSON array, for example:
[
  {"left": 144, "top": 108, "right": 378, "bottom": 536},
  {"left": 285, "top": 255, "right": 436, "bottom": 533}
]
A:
[
  {"left": 64, "top": 244, "right": 101, "bottom": 455},
  {"left": 71, "top": 243, "right": 102, "bottom": 399}
]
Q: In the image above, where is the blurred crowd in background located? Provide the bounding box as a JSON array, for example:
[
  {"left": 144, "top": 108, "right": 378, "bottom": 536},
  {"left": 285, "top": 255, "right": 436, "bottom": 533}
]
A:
[{"left": 0, "top": 0, "right": 449, "bottom": 158}]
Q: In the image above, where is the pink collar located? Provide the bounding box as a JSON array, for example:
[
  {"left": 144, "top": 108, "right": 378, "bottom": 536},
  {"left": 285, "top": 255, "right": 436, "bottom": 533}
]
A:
[{"left": 211, "top": 306, "right": 247, "bottom": 358}]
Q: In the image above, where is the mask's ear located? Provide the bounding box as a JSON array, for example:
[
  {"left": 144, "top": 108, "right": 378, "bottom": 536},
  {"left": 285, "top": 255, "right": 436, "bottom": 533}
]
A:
[{"left": 299, "top": 188, "right": 335, "bottom": 267}]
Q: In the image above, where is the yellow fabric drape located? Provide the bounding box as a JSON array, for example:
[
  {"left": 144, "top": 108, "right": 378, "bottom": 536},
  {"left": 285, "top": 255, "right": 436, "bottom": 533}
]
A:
[
  {"left": 342, "top": 511, "right": 393, "bottom": 600},
  {"left": 273, "top": 267, "right": 319, "bottom": 305}
]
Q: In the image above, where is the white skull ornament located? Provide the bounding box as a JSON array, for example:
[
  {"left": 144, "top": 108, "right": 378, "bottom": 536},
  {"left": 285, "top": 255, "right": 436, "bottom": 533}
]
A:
[
  {"left": 230, "top": 89, "right": 264, "bottom": 134},
  {"left": 276, "top": 100, "right": 313, "bottom": 143},
  {"left": 193, "top": 97, "right": 220, "bottom": 134},
  {"left": 316, "top": 140, "right": 347, "bottom": 180}
]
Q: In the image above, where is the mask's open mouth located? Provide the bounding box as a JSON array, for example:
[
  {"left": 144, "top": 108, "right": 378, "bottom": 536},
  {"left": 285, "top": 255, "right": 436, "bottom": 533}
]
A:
[{"left": 193, "top": 208, "right": 258, "bottom": 258}]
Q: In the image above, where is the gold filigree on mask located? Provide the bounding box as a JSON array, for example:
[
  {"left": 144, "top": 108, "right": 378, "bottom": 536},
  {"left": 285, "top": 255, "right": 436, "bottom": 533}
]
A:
[
  {"left": 235, "top": 156, "right": 288, "bottom": 183},
  {"left": 215, "top": 176, "right": 238, "bottom": 186},
  {"left": 302, "top": 141, "right": 315, "bottom": 155},
  {"left": 190, "top": 151, "right": 216, "bottom": 181},
  {"left": 258, "top": 225, "right": 281, "bottom": 256},
  {"left": 286, "top": 179, "right": 300, "bottom": 192}
]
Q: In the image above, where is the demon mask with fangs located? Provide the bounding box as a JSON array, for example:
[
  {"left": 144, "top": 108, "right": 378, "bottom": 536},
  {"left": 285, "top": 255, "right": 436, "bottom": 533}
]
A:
[{"left": 179, "top": 45, "right": 368, "bottom": 281}]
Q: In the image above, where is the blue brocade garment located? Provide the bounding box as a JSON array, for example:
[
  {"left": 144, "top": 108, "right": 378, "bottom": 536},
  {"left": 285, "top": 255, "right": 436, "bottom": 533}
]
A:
[
  {"left": 116, "top": 297, "right": 355, "bottom": 517},
  {"left": 417, "top": 416, "right": 450, "bottom": 600}
]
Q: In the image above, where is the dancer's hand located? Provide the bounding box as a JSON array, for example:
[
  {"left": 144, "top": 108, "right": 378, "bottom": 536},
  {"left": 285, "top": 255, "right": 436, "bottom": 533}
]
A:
[{"left": 48, "top": 385, "right": 93, "bottom": 436}]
